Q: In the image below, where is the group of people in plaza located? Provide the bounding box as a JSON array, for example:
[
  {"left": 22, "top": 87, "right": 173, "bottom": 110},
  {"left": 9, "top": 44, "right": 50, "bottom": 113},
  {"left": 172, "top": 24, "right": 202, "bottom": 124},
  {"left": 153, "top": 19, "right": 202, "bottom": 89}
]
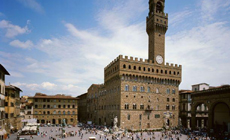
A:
[{"left": 15, "top": 123, "right": 230, "bottom": 140}]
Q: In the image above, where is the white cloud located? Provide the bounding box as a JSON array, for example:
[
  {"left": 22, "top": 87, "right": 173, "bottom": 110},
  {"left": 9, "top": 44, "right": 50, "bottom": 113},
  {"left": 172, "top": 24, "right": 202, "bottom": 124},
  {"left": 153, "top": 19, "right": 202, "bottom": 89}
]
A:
[
  {"left": 11, "top": 82, "right": 82, "bottom": 97},
  {"left": 9, "top": 40, "right": 34, "bottom": 49},
  {"left": 169, "top": 10, "right": 193, "bottom": 27},
  {"left": 10, "top": 71, "right": 24, "bottom": 78},
  {"left": 41, "top": 82, "right": 57, "bottom": 90},
  {"left": 17, "top": 0, "right": 45, "bottom": 14},
  {"left": 3, "top": 0, "right": 230, "bottom": 96},
  {"left": 0, "top": 20, "right": 30, "bottom": 38},
  {"left": 200, "top": 0, "right": 230, "bottom": 21}
]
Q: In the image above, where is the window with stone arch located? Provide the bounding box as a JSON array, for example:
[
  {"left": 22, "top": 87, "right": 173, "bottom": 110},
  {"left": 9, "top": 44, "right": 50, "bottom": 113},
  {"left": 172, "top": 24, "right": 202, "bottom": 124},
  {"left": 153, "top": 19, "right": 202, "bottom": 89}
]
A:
[
  {"left": 166, "top": 88, "right": 170, "bottom": 94},
  {"left": 156, "top": 88, "right": 159, "bottom": 93},
  {"left": 147, "top": 87, "right": 151, "bottom": 93},
  {"left": 139, "top": 66, "right": 141, "bottom": 71},
  {"left": 156, "top": 1, "right": 163, "bottom": 13},
  {"left": 133, "top": 104, "right": 137, "bottom": 110},
  {"left": 172, "top": 89, "right": 176, "bottom": 94},
  {"left": 166, "top": 105, "right": 170, "bottom": 110},
  {"left": 133, "top": 86, "right": 137, "bottom": 92},
  {"left": 134, "top": 66, "right": 136, "bottom": 70},
  {"left": 123, "top": 64, "right": 126, "bottom": 69},
  {"left": 140, "top": 86, "right": 145, "bottom": 92},
  {"left": 172, "top": 98, "right": 175, "bottom": 102},
  {"left": 125, "top": 103, "right": 129, "bottom": 109},
  {"left": 129, "top": 65, "right": 131, "bottom": 69},
  {"left": 125, "top": 85, "right": 129, "bottom": 91},
  {"left": 172, "top": 105, "right": 176, "bottom": 110}
]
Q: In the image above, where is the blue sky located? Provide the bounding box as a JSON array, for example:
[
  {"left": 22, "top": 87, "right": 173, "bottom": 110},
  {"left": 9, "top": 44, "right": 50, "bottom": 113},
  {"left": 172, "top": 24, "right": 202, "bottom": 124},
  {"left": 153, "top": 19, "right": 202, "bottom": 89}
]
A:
[{"left": 0, "top": 0, "right": 230, "bottom": 96}]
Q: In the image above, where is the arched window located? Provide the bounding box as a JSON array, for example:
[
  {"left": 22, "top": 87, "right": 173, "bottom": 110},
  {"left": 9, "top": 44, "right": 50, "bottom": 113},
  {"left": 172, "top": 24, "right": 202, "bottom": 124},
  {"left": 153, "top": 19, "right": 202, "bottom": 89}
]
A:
[
  {"left": 47, "top": 111, "right": 50, "bottom": 114},
  {"left": 73, "top": 111, "right": 75, "bottom": 114},
  {"left": 172, "top": 89, "right": 176, "bottom": 94},
  {"left": 172, "top": 98, "right": 175, "bottom": 102},
  {"left": 133, "top": 86, "right": 137, "bottom": 92},
  {"left": 125, "top": 104, "right": 129, "bottom": 110},
  {"left": 156, "top": 2, "right": 163, "bottom": 12},
  {"left": 156, "top": 69, "right": 159, "bottom": 73},
  {"left": 134, "top": 66, "right": 136, "bottom": 70},
  {"left": 129, "top": 65, "right": 131, "bottom": 69},
  {"left": 161, "top": 70, "right": 163, "bottom": 73},
  {"left": 123, "top": 64, "right": 126, "bottom": 69},
  {"left": 53, "top": 111, "right": 56, "bottom": 114},
  {"left": 143, "top": 67, "right": 146, "bottom": 71},
  {"left": 63, "top": 111, "right": 65, "bottom": 115},
  {"left": 172, "top": 105, "right": 176, "bottom": 110},
  {"left": 58, "top": 111, "right": 61, "bottom": 114},
  {"left": 133, "top": 104, "right": 137, "bottom": 109},
  {"left": 166, "top": 88, "right": 170, "bottom": 94},
  {"left": 125, "top": 85, "right": 129, "bottom": 91},
  {"left": 147, "top": 87, "right": 151, "bottom": 93},
  {"left": 156, "top": 88, "right": 159, "bottom": 93},
  {"left": 68, "top": 111, "right": 70, "bottom": 114},
  {"left": 140, "top": 86, "right": 145, "bottom": 92},
  {"left": 139, "top": 67, "right": 141, "bottom": 71},
  {"left": 166, "top": 105, "right": 170, "bottom": 110}
]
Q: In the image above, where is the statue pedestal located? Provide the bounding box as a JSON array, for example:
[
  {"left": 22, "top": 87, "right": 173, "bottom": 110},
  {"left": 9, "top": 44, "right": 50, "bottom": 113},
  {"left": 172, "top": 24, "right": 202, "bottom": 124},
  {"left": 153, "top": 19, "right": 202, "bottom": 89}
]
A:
[
  {"left": 113, "top": 126, "right": 118, "bottom": 132},
  {"left": 165, "top": 126, "right": 169, "bottom": 130}
]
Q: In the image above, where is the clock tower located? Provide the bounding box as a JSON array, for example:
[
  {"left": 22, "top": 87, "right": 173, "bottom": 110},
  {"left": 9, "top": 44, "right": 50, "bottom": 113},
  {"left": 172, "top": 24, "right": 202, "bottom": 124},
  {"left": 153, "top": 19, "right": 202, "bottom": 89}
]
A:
[{"left": 147, "top": 0, "right": 168, "bottom": 64}]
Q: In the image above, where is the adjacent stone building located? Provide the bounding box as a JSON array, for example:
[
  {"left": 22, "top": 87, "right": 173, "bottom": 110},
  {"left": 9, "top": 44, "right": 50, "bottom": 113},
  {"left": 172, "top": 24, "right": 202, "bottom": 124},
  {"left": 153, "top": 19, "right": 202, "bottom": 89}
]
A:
[
  {"left": 28, "top": 93, "right": 78, "bottom": 125},
  {"left": 80, "top": 0, "right": 182, "bottom": 130},
  {"left": 5, "top": 85, "right": 22, "bottom": 133},
  {"left": 77, "top": 93, "right": 87, "bottom": 123},
  {"left": 0, "top": 64, "right": 10, "bottom": 139},
  {"left": 191, "top": 85, "right": 230, "bottom": 134}
]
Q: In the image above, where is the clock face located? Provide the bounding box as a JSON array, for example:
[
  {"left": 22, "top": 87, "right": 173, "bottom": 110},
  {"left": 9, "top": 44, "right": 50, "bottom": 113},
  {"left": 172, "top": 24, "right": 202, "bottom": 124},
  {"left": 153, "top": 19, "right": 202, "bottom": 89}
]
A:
[{"left": 156, "top": 55, "right": 163, "bottom": 64}]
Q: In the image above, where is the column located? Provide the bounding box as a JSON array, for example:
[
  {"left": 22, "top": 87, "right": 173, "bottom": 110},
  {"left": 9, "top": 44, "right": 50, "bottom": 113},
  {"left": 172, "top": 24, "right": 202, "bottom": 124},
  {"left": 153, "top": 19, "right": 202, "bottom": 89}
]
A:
[{"left": 191, "top": 112, "right": 196, "bottom": 130}]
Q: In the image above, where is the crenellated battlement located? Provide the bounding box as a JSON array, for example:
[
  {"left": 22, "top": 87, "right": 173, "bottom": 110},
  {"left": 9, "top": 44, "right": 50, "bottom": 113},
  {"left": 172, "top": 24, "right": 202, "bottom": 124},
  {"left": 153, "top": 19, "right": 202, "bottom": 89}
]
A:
[{"left": 105, "top": 55, "right": 181, "bottom": 70}]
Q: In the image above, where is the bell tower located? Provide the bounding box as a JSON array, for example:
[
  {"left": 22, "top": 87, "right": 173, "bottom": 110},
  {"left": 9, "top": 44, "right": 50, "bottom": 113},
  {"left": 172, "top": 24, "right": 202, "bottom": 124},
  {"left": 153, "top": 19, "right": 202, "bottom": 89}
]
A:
[{"left": 147, "top": 0, "right": 168, "bottom": 65}]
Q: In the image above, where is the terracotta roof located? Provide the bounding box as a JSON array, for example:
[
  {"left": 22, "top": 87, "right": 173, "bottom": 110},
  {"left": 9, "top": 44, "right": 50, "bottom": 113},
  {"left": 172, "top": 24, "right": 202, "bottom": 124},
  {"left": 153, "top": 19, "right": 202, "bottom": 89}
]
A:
[
  {"left": 77, "top": 93, "right": 87, "bottom": 98},
  {"left": 0, "top": 64, "right": 10, "bottom": 75},
  {"left": 5, "top": 85, "right": 22, "bottom": 92},
  {"left": 179, "top": 90, "right": 193, "bottom": 94},
  {"left": 28, "top": 93, "right": 78, "bottom": 99}
]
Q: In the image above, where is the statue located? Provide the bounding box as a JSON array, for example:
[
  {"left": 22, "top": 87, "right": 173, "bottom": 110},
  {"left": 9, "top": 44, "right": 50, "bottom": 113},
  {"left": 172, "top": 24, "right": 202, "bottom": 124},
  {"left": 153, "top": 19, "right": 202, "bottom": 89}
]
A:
[
  {"left": 163, "top": 111, "right": 171, "bottom": 129},
  {"left": 63, "top": 119, "right": 67, "bottom": 127},
  {"left": 113, "top": 116, "right": 118, "bottom": 132}
]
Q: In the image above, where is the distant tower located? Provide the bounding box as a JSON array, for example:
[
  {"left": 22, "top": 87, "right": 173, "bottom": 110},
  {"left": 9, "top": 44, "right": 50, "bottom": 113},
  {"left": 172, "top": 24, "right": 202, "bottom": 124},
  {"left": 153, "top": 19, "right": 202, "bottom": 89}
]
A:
[{"left": 147, "top": 0, "right": 168, "bottom": 64}]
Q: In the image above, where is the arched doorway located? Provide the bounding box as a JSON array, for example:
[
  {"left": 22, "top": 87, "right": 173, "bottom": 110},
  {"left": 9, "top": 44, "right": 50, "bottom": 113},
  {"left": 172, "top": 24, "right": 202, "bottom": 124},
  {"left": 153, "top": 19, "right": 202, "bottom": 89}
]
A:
[
  {"left": 213, "top": 103, "right": 230, "bottom": 132},
  {"left": 52, "top": 119, "right": 56, "bottom": 124},
  {"left": 41, "top": 120, "right": 45, "bottom": 124}
]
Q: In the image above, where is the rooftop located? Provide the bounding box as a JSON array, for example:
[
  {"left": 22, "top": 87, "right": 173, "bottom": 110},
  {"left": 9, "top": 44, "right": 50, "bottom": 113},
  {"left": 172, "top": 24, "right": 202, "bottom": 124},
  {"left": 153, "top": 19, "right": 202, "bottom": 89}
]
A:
[
  {"left": 6, "top": 85, "right": 23, "bottom": 92},
  {"left": 0, "top": 64, "right": 10, "bottom": 75},
  {"left": 28, "top": 93, "right": 78, "bottom": 100}
]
